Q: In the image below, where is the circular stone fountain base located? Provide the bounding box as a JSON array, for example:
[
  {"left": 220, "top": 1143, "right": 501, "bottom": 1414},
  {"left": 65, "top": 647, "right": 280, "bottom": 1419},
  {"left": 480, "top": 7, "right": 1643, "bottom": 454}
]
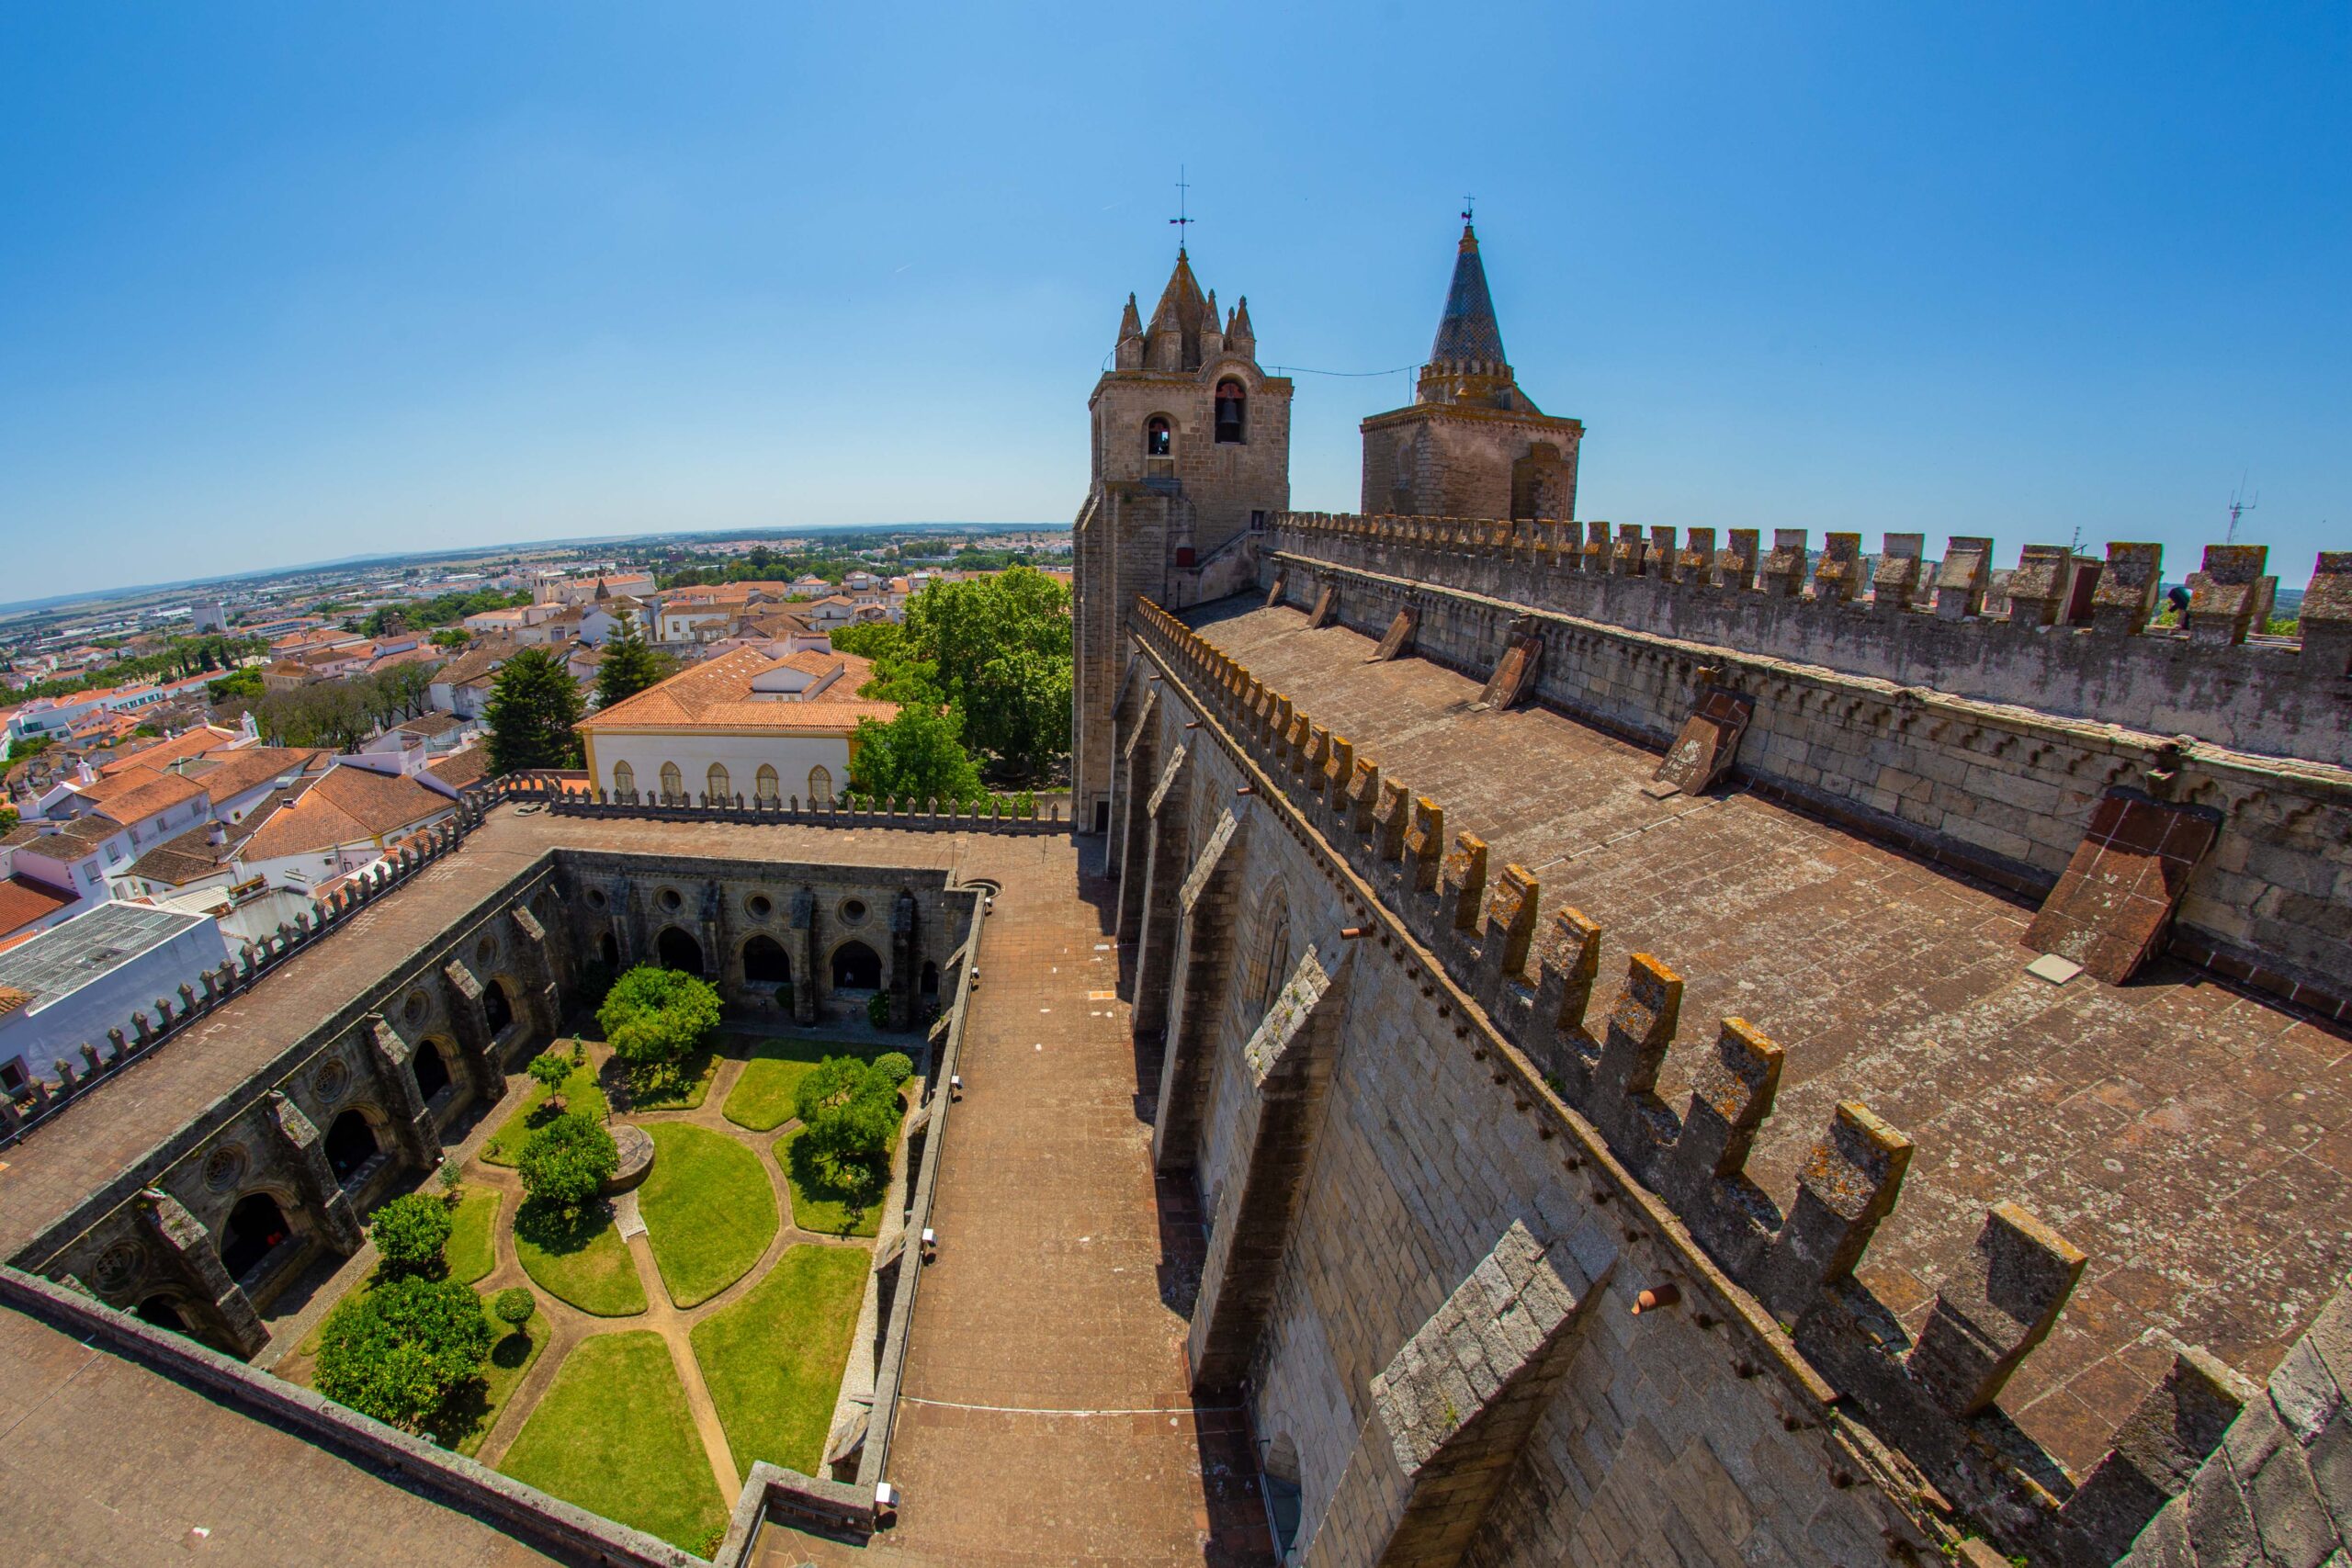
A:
[{"left": 602, "top": 1123, "right": 654, "bottom": 1194}]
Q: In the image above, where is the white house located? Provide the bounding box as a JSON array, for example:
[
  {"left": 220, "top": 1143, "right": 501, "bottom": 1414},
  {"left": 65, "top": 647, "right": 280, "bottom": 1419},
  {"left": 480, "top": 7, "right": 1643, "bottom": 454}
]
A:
[
  {"left": 577, "top": 645, "right": 892, "bottom": 808},
  {"left": 237, "top": 764, "right": 458, "bottom": 892},
  {"left": 0, "top": 903, "right": 230, "bottom": 1092}
]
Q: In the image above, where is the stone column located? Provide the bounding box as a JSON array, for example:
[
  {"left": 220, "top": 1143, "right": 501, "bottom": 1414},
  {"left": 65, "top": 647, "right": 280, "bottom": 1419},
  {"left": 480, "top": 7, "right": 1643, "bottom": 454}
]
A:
[
  {"left": 138, "top": 1189, "right": 267, "bottom": 1359},
  {"left": 266, "top": 1091, "right": 364, "bottom": 1255},
  {"left": 788, "top": 888, "right": 819, "bottom": 1026},
  {"left": 1152, "top": 807, "right": 1245, "bottom": 1171},
  {"left": 1127, "top": 745, "right": 1193, "bottom": 1040},
  {"left": 888, "top": 891, "right": 919, "bottom": 1031},
  {"left": 439, "top": 960, "right": 499, "bottom": 1100},
  {"left": 363, "top": 1015, "right": 441, "bottom": 1170},
  {"left": 1314, "top": 1223, "right": 1608, "bottom": 1568},
  {"left": 1114, "top": 706, "right": 1159, "bottom": 942},
  {"left": 1187, "top": 945, "right": 1349, "bottom": 1393},
  {"left": 507, "top": 903, "right": 562, "bottom": 1042}
]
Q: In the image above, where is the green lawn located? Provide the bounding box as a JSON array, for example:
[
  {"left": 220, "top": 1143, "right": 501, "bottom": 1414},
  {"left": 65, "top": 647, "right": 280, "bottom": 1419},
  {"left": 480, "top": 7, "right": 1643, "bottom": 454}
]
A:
[
  {"left": 514, "top": 1200, "right": 647, "bottom": 1316},
  {"left": 445, "top": 1186, "right": 502, "bottom": 1284},
  {"left": 776, "top": 1128, "right": 888, "bottom": 1238},
  {"left": 639, "top": 1123, "right": 778, "bottom": 1307},
  {"left": 439, "top": 1306, "right": 551, "bottom": 1456},
  {"left": 619, "top": 1044, "right": 723, "bottom": 1112},
  {"left": 721, "top": 1035, "right": 883, "bottom": 1132},
  {"left": 498, "top": 1331, "right": 728, "bottom": 1554},
  {"left": 481, "top": 1051, "right": 608, "bottom": 1167},
  {"left": 691, "top": 1245, "right": 870, "bottom": 1474}
]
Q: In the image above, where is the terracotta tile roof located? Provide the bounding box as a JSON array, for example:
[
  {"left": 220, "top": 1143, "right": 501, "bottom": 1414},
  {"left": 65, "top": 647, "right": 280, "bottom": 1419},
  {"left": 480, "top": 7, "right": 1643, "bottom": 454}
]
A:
[
  {"left": 22, "top": 816, "right": 119, "bottom": 858},
  {"left": 430, "top": 635, "right": 520, "bottom": 688},
  {"left": 425, "top": 748, "right": 489, "bottom": 790},
  {"left": 98, "top": 726, "right": 241, "bottom": 777},
  {"left": 241, "top": 766, "right": 454, "bottom": 861},
  {"left": 0, "top": 984, "right": 30, "bottom": 1017},
  {"left": 579, "top": 646, "right": 895, "bottom": 734},
  {"left": 127, "top": 821, "right": 238, "bottom": 887},
  {"left": 74, "top": 766, "right": 207, "bottom": 827},
  {"left": 182, "top": 746, "right": 327, "bottom": 807},
  {"left": 0, "top": 876, "right": 74, "bottom": 939}
]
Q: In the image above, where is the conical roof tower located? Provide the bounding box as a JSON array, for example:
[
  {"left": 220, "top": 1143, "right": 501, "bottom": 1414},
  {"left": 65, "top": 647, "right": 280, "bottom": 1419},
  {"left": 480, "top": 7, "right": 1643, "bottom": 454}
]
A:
[{"left": 1430, "top": 222, "right": 1510, "bottom": 370}]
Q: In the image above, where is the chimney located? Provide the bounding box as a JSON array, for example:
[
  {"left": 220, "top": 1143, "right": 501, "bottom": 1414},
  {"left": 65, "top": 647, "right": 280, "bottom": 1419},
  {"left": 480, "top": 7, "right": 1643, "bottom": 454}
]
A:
[{"left": 206, "top": 820, "right": 228, "bottom": 848}]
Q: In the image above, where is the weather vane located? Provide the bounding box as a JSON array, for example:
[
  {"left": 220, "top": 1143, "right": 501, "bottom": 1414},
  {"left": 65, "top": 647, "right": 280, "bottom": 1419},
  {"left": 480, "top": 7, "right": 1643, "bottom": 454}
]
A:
[
  {"left": 1170, "top": 166, "right": 1194, "bottom": 250},
  {"left": 1462, "top": 193, "right": 1476, "bottom": 226}
]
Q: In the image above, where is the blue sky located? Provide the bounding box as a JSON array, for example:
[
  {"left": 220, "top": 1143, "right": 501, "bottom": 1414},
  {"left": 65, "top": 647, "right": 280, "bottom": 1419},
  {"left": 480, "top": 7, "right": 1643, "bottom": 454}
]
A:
[{"left": 2, "top": 2, "right": 2346, "bottom": 598}]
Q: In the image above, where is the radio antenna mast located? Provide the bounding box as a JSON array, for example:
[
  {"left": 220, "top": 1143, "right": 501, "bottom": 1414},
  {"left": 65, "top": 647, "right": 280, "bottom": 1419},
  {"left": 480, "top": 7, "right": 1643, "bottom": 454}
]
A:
[{"left": 2226, "top": 473, "right": 2259, "bottom": 544}]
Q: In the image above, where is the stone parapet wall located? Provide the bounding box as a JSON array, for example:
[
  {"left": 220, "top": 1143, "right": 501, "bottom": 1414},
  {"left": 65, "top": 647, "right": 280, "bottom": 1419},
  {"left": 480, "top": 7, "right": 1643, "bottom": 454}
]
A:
[
  {"left": 1261, "top": 550, "right": 2352, "bottom": 1021},
  {"left": 1124, "top": 598, "right": 2272, "bottom": 1565},
  {"left": 0, "top": 1268, "right": 703, "bottom": 1567},
  {"left": 1272, "top": 513, "right": 2352, "bottom": 768}
]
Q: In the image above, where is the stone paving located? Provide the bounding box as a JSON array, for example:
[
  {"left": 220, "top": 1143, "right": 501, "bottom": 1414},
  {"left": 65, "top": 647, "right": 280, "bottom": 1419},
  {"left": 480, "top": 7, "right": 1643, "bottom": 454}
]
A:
[
  {"left": 0, "top": 812, "right": 1272, "bottom": 1565},
  {"left": 761, "top": 836, "right": 1272, "bottom": 1567},
  {"left": 0, "top": 1302, "right": 565, "bottom": 1567},
  {"left": 1185, "top": 598, "right": 2352, "bottom": 1472}
]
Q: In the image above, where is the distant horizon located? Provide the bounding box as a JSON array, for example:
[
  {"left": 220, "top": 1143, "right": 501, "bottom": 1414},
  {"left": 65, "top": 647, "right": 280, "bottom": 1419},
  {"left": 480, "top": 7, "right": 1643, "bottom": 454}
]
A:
[
  {"left": 5, "top": 4, "right": 2343, "bottom": 597},
  {"left": 0, "top": 520, "right": 1069, "bottom": 620}
]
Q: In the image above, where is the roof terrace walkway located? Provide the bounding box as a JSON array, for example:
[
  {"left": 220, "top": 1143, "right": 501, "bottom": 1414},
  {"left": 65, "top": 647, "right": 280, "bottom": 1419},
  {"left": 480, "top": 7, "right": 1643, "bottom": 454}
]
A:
[
  {"left": 0, "top": 809, "right": 1270, "bottom": 1567},
  {"left": 1182, "top": 596, "right": 2352, "bottom": 1474}
]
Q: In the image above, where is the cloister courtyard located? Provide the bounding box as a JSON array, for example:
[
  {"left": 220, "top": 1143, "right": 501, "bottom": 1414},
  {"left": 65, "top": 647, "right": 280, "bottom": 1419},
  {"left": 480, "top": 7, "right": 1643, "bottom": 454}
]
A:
[{"left": 268, "top": 1019, "right": 911, "bottom": 1558}]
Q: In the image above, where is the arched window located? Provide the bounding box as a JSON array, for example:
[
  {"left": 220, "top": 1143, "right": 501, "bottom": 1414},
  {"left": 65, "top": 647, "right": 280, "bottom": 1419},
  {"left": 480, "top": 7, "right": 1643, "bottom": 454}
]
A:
[
  {"left": 1145, "top": 416, "right": 1172, "bottom": 458},
  {"left": 220, "top": 1192, "right": 292, "bottom": 1280},
  {"left": 1215, "top": 379, "right": 1246, "bottom": 444},
  {"left": 324, "top": 1111, "right": 379, "bottom": 1184},
  {"left": 413, "top": 1040, "right": 452, "bottom": 1101},
  {"left": 707, "top": 762, "right": 731, "bottom": 803},
  {"left": 743, "top": 934, "right": 791, "bottom": 985},
  {"left": 831, "top": 941, "right": 882, "bottom": 989},
  {"left": 1262, "top": 1434, "right": 1304, "bottom": 1557},
  {"left": 1238, "top": 881, "right": 1292, "bottom": 1027},
  {"left": 611, "top": 760, "right": 635, "bottom": 801},
  {"left": 658, "top": 926, "right": 705, "bottom": 975},
  {"left": 808, "top": 765, "right": 833, "bottom": 806},
  {"left": 755, "top": 764, "right": 780, "bottom": 806},
  {"left": 482, "top": 978, "right": 514, "bottom": 1036},
  {"left": 659, "top": 761, "right": 683, "bottom": 802}
]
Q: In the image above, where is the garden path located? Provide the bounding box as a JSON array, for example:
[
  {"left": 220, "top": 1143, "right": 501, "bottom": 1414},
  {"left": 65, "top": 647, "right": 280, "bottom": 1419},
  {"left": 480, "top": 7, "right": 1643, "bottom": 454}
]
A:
[{"left": 456, "top": 1029, "right": 881, "bottom": 1498}]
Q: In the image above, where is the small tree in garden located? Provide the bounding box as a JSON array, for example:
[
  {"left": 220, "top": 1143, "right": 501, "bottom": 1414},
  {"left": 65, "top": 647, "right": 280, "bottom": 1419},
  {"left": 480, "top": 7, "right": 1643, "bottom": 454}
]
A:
[
  {"left": 871, "top": 1052, "right": 913, "bottom": 1089},
  {"left": 436, "top": 1156, "right": 464, "bottom": 1197},
  {"left": 866, "top": 990, "right": 894, "bottom": 1030},
  {"left": 315, "top": 1274, "right": 494, "bottom": 1434},
  {"left": 492, "top": 1286, "right": 536, "bottom": 1330},
  {"left": 794, "top": 1055, "right": 909, "bottom": 1172},
  {"left": 596, "top": 964, "right": 720, "bottom": 1090},
  {"left": 526, "top": 1049, "right": 572, "bottom": 1113},
  {"left": 370, "top": 1192, "right": 454, "bottom": 1277},
  {"left": 516, "top": 1111, "right": 618, "bottom": 1215}
]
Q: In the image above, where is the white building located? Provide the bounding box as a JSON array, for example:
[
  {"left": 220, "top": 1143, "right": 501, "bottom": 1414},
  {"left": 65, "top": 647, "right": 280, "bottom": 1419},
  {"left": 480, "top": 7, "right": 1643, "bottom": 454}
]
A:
[
  {"left": 0, "top": 903, "right": 230, "bottom": 1092},
  {"left": 577, "top": 645, "right": 893, "bottom": 808}
]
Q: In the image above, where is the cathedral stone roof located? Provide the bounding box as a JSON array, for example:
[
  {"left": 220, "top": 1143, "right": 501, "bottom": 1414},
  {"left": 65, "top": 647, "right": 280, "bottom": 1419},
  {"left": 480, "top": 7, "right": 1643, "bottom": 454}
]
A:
[{"left": 1430, "top": 222, "right": 1509, "bottom": 367}]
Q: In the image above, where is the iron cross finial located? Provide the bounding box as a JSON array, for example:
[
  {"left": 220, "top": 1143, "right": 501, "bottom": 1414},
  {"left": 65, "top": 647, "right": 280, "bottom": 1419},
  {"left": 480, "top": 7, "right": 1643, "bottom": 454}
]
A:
[{"left": 1170, "top": 166, "right": 1194, "bottom": 250}]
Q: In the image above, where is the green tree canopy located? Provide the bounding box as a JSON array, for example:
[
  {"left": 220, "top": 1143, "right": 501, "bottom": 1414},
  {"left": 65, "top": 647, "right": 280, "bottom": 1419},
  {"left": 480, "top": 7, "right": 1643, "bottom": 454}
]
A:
[
  {"left": 516, "top": 1111, "right": 618, "bottom": 1213},
  {"left": 793, "top": 1055, "right": 908, "bottom": 1168},
  {"left": 484, "top": 647, "right": 584, "bottom": 773},
  {"left": 847, "top": 703, "right": 985, "bottom": 804},
  {"left": 593, "top": 615, "right": 673, "bottom": 711},
  {"left": 847, "top": 566, "right": 1072, "bottom": 784},
  {"left": 596, "top": 964, "right": 721, "bottom": 1082},
  {"left": 368, "top": 1192, "right": 454, "bottom": 1277},
  {"left": 314, "top": 1274, "right": 494, "bottom": 1434}
]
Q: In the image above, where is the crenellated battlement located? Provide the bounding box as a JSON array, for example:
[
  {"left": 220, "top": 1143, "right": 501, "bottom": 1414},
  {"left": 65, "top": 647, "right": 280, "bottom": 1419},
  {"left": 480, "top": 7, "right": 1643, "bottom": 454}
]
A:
[
  {"left": 1128, "top": 595, "right": 2263, "bottom": 1565},
  {"left": 1269, "top": 512, "right": 2352, "bottom": 767}
]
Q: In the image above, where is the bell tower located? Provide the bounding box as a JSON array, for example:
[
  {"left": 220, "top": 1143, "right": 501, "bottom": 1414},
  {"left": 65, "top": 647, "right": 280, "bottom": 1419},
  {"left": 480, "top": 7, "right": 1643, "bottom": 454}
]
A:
[
  {"left": 1070, "top": 246, "right": 1293, "bottom": 831},
  {"left": 1360, "top": 220, "right": 1583, "bottom": 523}
]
